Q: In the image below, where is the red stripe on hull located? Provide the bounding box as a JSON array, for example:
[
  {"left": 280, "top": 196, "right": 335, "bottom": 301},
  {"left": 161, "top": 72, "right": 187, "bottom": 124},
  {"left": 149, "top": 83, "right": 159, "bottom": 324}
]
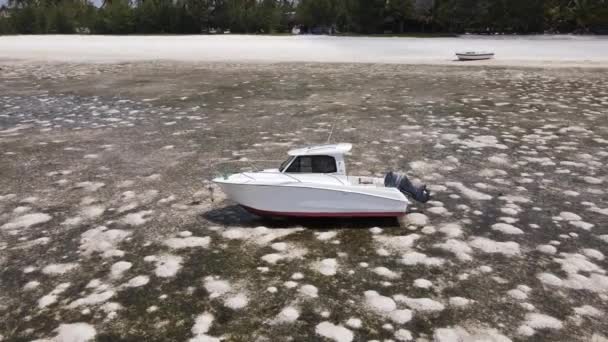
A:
[{"left": 242, "top": 206, "right": 404, "bottom": 218}]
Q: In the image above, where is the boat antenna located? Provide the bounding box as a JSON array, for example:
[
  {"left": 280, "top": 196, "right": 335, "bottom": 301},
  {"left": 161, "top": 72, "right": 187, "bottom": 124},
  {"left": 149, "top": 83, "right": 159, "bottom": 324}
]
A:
[{"left": 326, "top": 116, "right": 340, "bottom": 144}]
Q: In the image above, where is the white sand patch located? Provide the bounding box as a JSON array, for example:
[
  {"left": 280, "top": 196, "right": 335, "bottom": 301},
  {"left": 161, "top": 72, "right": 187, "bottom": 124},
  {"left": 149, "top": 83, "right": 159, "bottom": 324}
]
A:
[
  {"left": 121, "top": 210, "right": 153, "bottom": 226},
  {"left": 262, "top": 243, "right": 307, "bottom": 264},
  {"left": 100, "top": 302, "right": 122, "bottom": 316},
  {"left": 273, "top": 306, "right": 300, "bottom": 323},
  {"left": 394, "top": 329, "right": 413, "bottom": 341},
  {"left": 190, "top": 312, "right": 220, "bottom": 342},
  {"left": 47, "top": 323, "right": 96, "bottom": 342},
  {"left": 158, "top": 195, "right": 176, "bottom": 204},
  {"left": 79, "top": 227, "right": 131, "bottom": 257},
  {"left": 14, "top": 236, "right": 51, "bottom": 249},
  {"left": 299, "top": 284, "right": 319, "bottom": 298},
  {"left": 75, "top": 181, "right": 105, "bottom": 192},
  {"left": 271, "top": 242, "right": 287, "bottom": 251},
  {"left": 445, "top": 182, "right": 492, "bottom": 200},
  {"left": 345, "top": 318, "right": 362, "bottom": 329},
  {"left": 204, "top": 276, "right": 232, "bottom": 298},
  {"left": 507, "top": 289, "right": 528, "bottom": 300},
  {"left": 583, "top": 176, "right": 603, "bottom": 184},
  {"left": 427, "top": 206, "right": 450, "bottom": 216},
  {"left": 117, "top": 202, "right": 138, "bottom": 213},
  {"left": 42, "top": 263, "right": 78, "bottom": 275},
  {"left": 81, "top": 205, "right": 105, "bottom": 219},
  {"left": 414, "top": 279, "right": 433, "bottom": 289},
  {"left": 364, "top": 290, "right": 397, "bottom": 314},
  {"left": 13, "top": 206, "right": 31, "bottom": 214},
  {"left": 448, "top": 297, "right": 473, "bottom": 308},
  {"left": 438, "top": 223, "right": 463, "bottom": 238},
  {"left": 559, "top": 212, "right": 582, "bottom": 221},
  {"left": 390, "top": 309, "right": 413, "bottom": 324},
  {"left": 372, "top": 267, "right": 400, "bottom": 279},
  {"left": 179, "top": 231, "right": 193, "bottom": 237},
  {"left": 284, "top": 281, "right": 298, "bottom": 289},
  {"left": 410, "top": 160, "right": 444, "bottom": 173},
  {"left": 316, "top": 231, "right": 338, "bottom": 241},
  {"left": 124, "top": 275, "right": 149, "bottom": 288},
  {"left": 221, "top": 226, "right": 302, "bottom": 246},
  {"left": 400, "top": 251, "right": 444, "bottom": 266},
  {"left": 224, "top": 292, "right": 248, "bottom": 310},
  {"left": 491, "top": 223, "right": 524, "bottom": 235},
  {"left": 22, "top": 266, "right": 36, "bottom": 274},
  {"left": 164, "top": 236, "right": 211, "bottom": 249},
  {"left": 433, "top": 326, "right": 511, "bottom": 342},
  {"left": 518, "top": 313, "right": 563, "bottom": 336},
  {"left": 61, "top": 217, "right": 83, "bottom": 226},
  {"left": 469, "top": 237, "right": 520, "bottom": 256},
  {"left": 537, "top": 272, "right": 564, "bottom": 287},
  {"left": 1, "top": 212, "right": 51, "bottom": 230},
  {"left": 429, "top": 184, "right": 447, "bottom": 192},
  {"left": 434, "top": 239, "right": 473, "bottom": 261},
  {"left": 570, "top": 220, "right": 594, "bottom": 230},
  {"left": 406, "top": 213, "right": 429, "bottom": 226},
  {"left": 373, "top": 234, "right": 420, "bottom": 253},
  {"left": 455, "top": 135, "right": 508, "bottom": 150},
  {"left": 68, "top": 289, "right": 115, "bottom": 308},
  {"left": 555, "top": 253, "right": 604, "bottom": 274},
  {"left": 574, "top": 305, "right": 602, "bottom": 317},
  {"left": 488, "top": 154, "right": 510, "bottom": 164},
  {"left": 315, "top": 322, "right": 354, "bottom": 342},
  {"left": 582, "top": 249, "right": 605, "bottom": 261},
  {"left": 479, "top": 169, "right": 507, "bottom": 178},
  {"left": 536, "top": 244, "right": 557, "bottom": 255},
  {"left": 314, "top": 258, "right": 339, "bottom": 276},
  {"left": 500, "top": 207, "right": 519, "bottom": 216},
  {"left": 369, "top": 227, "right": 383, "bottom": 234},
  {"left": 394, "top": 295, "right": 445, "bottom": 313},
  {"left": 110, "top": 261, "right": 132, "bottom": 279},
  {"left": 0, "top": 193, "right": 16, "bottom": 201},
  {"left": 38, "top": 282, "right": 70, "bottom": 309},
  {"left": 261, "top": 254, "right": 283, "bottom": 264},
  {"left": 152, "top": 254, "right": 183, "bottom": 278},
  {"left": 24, "top": 280, "right": 40, "bottom": 291}
]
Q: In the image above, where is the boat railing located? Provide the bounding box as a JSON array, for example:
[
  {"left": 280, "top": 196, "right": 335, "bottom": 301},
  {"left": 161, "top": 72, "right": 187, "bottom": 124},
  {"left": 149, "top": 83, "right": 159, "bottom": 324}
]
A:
[
  {"left": 213, "top": 159, "right": 304, "bottom": 183},
  {"left": 239, "top": 173, "right": 257, "bottom": 181},
  {"left": 212, "top": 159, "right": 284, "bottom": 172},
  {"left": 281, "top": 172, "right": 302, "bottom": 183}
]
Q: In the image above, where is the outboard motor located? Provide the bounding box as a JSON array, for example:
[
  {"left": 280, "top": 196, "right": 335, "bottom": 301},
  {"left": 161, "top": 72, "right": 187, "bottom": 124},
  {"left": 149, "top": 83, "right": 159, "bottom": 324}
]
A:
[{"left": 384, "top": 171, "right": 431, "bottom": 203}]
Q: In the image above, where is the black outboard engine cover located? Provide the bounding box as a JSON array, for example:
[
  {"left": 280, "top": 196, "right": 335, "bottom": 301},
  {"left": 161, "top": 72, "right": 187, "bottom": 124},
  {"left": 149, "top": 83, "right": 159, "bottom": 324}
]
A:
[{"left": 385, "top": 171, "right": 431, "bottom": 203}]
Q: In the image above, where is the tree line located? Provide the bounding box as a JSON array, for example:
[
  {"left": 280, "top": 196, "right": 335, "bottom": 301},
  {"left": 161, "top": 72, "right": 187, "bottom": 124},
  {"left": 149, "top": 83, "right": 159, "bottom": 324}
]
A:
[{"left": 1, "top": 0, "right": 607, "bottom": 35}]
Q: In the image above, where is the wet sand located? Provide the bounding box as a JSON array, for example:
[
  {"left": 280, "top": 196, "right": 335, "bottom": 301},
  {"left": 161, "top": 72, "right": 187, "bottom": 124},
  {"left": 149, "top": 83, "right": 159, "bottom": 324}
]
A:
[{"left": 0, "top": 61, "right": 607, "bottom": 341}]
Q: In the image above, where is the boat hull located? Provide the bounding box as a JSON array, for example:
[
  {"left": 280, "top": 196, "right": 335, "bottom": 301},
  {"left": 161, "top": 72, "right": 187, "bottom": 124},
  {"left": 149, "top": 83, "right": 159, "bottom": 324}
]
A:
[
  {"left": 456, "top": 53, "right": 494, "bottom": 61},
  {"left": 215, "top": 182, "right": 408, "bottom": 218}
]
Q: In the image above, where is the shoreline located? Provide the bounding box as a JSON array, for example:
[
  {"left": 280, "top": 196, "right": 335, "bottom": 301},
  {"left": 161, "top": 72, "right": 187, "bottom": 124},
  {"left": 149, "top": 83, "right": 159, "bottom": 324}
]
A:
[
  {"left": 1, "top": 35, "right": 608, "bottom": 69},
  {"left": 2, "top": 58, "right": 608, "bottom": 70}
]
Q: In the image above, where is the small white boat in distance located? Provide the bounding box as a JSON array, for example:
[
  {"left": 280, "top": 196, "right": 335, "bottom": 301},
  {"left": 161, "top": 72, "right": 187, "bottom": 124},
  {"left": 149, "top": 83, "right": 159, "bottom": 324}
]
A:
[
  {"left": 456, "top": 51, "right": 494, "bottom": 61},
  {"left": 213, "top": 143, "right": 430, "bottom": 218}
]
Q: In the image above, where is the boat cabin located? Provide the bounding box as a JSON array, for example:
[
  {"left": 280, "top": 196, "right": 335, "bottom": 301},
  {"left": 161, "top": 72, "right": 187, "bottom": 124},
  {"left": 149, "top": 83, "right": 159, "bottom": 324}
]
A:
[{"left": 279, "top": 143, "right": 351, "bottom": 175}]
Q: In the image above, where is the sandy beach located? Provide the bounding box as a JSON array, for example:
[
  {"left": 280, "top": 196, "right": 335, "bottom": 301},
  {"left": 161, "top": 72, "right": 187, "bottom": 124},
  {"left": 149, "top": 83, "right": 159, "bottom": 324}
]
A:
[{"left": 1, "top": 34, "right": 608, "bottom": 67}]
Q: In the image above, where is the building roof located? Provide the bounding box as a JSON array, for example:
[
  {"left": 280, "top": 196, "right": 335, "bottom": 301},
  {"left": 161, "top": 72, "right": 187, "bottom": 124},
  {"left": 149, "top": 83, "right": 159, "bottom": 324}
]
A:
[{"left": 288, "top": 143, "right": 352, "bottom": 156}]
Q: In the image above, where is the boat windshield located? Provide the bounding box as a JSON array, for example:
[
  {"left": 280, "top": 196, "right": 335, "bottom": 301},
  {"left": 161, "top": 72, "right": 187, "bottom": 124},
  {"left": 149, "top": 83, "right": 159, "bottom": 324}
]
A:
[{"left": 279, "top": 156, "right": 295, "bottom": 172}]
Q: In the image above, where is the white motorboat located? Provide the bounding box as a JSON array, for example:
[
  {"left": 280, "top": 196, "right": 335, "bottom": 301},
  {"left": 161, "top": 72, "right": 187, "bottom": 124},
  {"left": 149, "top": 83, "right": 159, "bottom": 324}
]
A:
[
  {"left": 212, "top": 143, "right": 429, "bottom": 218},
  {"left": 456, "top": 51, "right": 494, "bottom": 61}
]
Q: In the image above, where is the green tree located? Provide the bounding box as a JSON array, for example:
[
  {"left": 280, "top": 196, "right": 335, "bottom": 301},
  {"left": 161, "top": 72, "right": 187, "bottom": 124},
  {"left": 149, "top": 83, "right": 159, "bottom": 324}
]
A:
[
  {"left": 387, "top": 0, "right": 413, "bottom": 33},
  {"left": 96, "top": 0, "right": 134, "bottom": 34}
]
